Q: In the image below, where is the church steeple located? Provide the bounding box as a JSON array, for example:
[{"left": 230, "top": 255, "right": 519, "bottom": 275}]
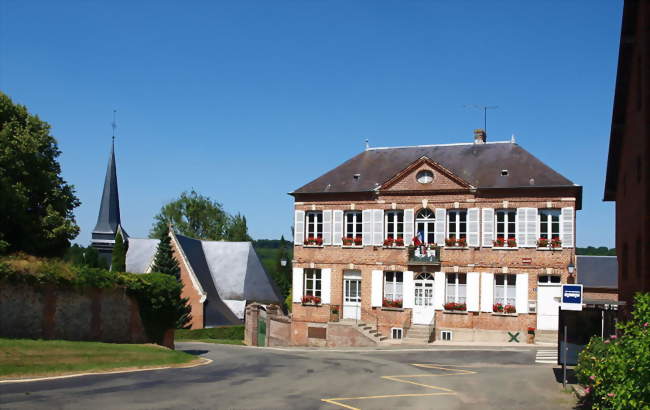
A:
[{"left": 91, "top": 138, "right": 127, "bottom": 264}]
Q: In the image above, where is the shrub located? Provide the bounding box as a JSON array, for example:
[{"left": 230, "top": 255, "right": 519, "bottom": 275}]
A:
[
  {"left": 175, "top": 325, "right": 244, "bottom": 341},
  {"left": 575, "top": 293, "right": 650, "bottom": 409}
]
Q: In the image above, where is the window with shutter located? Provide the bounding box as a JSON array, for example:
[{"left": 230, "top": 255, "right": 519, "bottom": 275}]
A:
[
  {"left": 434, "top": 208, "right": 446, "bottom": 245},
  {"left": 322, "top": 210, "right": 332, "bottom": 245},
  {"left": 294, "top": 210, "right": 305, "bottom": 245},
  {"left": 482, "top": 208, "right": 494, "bottom": 247},
  {"left": 333, "top": 210, "right": 344, "bottom": 245},
  {"left": 362, "top": 210, "right": 373, "bottom": 245},
  {"left": 373, "top": 209, "right": 384, "bottom": 246},
  {"left": 467, "top": 208, "right": 480, "bottom": 247},
  {"left": 561, "top": 207, "right": 574, "bottom": 248}
]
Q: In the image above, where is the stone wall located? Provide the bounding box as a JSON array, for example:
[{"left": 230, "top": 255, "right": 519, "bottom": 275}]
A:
[{"left": 0, "top": 284, "right": 149, "bottom": 344}]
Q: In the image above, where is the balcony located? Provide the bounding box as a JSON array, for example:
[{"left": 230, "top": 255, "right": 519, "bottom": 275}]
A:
[{"left": 407, "top": 245, "right": 441, "bottom": 265}]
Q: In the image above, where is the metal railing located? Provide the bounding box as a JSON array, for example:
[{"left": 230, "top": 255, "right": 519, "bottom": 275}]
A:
[{"left": 407, "top": 245, "right": 441, "bottom": 264}]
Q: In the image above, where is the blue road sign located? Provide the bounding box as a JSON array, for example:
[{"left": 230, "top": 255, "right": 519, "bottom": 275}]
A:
[{"left": 561, "top": 284, "right": 583, "bottom": 311}]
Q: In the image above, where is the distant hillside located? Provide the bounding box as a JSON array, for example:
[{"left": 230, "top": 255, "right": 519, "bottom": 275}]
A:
[{"left": 576, "top": 247, "right": 616, "bottom": 256}]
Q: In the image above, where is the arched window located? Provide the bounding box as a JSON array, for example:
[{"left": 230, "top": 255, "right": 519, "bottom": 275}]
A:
[
  {"left": 416, "top": 209, "right": 435, "bottom": 244},
  {"left": 415, "top": 272, "right": 434, "bottom": 281}
]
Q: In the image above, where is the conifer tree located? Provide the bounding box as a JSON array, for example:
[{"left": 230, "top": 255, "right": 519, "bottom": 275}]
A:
[
  {"left": 111, "top": 231, "right": 127, "bottom": 272},
  {"left": 151, "top": 229, "right": 181, "bottom": 280}
]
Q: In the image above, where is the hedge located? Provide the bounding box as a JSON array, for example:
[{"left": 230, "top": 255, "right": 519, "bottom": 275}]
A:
[
  {"left": 0, "top": 254, "right": 188, "bottom": 345},
  {"left": 575, "top": 293, "right": 650, "bottom": 409},
  {"left": 175, "top": 325, "right": 244, "bottom": 341}
]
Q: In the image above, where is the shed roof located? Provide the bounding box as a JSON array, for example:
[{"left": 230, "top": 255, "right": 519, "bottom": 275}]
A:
[{"left": 577, "top": 255, "right": 618, "bottom": 289}]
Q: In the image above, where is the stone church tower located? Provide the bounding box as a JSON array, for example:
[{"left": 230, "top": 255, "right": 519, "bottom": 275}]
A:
[{"left": 91, "top": 140, "right": 127, "bottom": 266}]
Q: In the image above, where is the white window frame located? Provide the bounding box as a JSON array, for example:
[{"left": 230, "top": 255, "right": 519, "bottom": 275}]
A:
[
  {"left": 385, "top": 210, "right": 404, "bottom": 239},
  {"left": 415, "top": 209, "right": 435, "bottom": 244},
  {"left": 391, "top": 327, "right": 403, "bottom": 339},
  {"left": 445, "top": 273, "right": 467, "bottom": 304},
  {"left": 440, "top": 330, "right": 452, "bottom": 341},
  {"left": 305, "top": 211, "right": 323, "bottom": 239},
  {"left": 447, "top": 210, "right": 468, "bottom": 240},
  {"left": 494, "top": 274, "right": 516, "bottom": 306},
  {"left": 383, "top": 271, "right": 403, "bottom": 302},
  {"left": 303, "top": 269, "right": 322, "bottom": 297},
  {"left": 538, "top": 274, "right": 561, "bottom": 285},
  {"left": 539, "top": 209, "right": 560, "bottom": 240},
  {"left": 414, "top": 272, "right": 434, "bottom": 306},
  {"left": 344, "top": 211, "right": 363, "bottom": 240},
  {"left": 495, "top": 210, "right": 517, "bottom": 241}
]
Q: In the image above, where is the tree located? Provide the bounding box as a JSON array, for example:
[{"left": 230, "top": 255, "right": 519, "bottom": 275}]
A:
[
  {"left": 0, "top": 92, "right": 80, "bottom": 256},
  {"left": 150, "top": 190, "right": 230, "bottom": 240},
  {"left": 151, "top": 228, "right": 180, "bottom": 280},
  {"left": 111, "top": 231, "right": 127, "bottom": 272},
  {"left": 226, "top": 213, "right": 252, "bottom": 241},
  {"left": 150, "top": 227, "right": 191, "bottom": 328},
  {"left": 64, "top": 244, "right": 108, "bottom": 269},
  {"left": 273, "top": 235, "right": 291, "bottom": 298}
]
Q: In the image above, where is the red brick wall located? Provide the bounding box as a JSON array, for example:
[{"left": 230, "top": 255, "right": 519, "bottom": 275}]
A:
[{"left": 170, "top": 236, "right": 205, "bottom": 330}]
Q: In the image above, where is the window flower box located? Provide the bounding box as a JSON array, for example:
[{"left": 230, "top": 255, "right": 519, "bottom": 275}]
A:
[
  {"left": 301, "top": 295, "right": 321, "bottom": 306},
  {"left": 382, "top": 298, "right": 403, "bottom": 308},
  {"left": 537, "top": 237, "right": 562, "bottom": 250},
  {"left": 383, "top": 237, "right": 404, "bottom": 247},
  {"left": 304, "top": 237, "right": 323, "bottom": 246},
  {"left": 445, "top": 237, "right": 467, "bottom": 248},
  {"left": 443, "top": 302, "right": 467, "bottom": 311},
  {"left": 493, "top": 303, "right": 516, "bottom": 314},
  {"left": 536, "top": 238, "right": 549, "bottom": 248},
  {"left": 550, "top": 237, "right": 562, "bottom": 249},
  {"left": 493, "top": 238, "right": 517, "bottom": 248},
  {"left": 342, "top": 236, "right": 363, "bottom": 246}
]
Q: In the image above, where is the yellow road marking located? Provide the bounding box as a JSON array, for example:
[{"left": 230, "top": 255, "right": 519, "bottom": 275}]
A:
[{"left": 321, "top": 363, "right": 476, "bottom": 409}]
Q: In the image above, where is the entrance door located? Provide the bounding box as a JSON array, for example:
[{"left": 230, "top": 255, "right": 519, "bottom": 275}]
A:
[
  {"left": 413, "top": 273, "right": 435, "bottom": 325},
  {"left": 537, "top": 285, "right": 562, "bottom": 330},
  {"left": 343, "top": 271, "right": 361, "bottom": 320}
]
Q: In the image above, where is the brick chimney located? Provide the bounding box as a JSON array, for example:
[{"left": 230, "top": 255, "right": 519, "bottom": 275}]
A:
[{"left": 473, "top": 129, "right": 486, "bottom": 144}]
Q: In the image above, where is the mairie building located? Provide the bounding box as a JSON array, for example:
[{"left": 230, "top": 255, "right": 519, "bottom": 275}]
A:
[{"left": 289, "top": 130, "right": 582, "bottom": 346}]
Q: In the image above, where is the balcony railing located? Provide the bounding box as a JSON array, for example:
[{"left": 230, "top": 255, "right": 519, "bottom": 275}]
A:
[{"left": 407, "top": 245, "right": 441, "bottom": 264}]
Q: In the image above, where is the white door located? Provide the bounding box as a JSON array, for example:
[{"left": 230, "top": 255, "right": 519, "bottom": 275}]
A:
[
  {"left": 537, "top": 285, "right": 562, "bottom": 330},
  {"left": 413, "top": 273, "right": 436, "bottom": 325},
  {"left": 343, "top": 271, "right": 361, "bottom": 320}
]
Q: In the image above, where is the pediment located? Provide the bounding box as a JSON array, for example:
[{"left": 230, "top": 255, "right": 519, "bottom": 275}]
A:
[{"left": 380, "top": 157, "right": 471, "bottom": 192}]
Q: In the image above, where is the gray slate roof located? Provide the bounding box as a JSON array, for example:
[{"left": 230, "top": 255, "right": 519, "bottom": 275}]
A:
[
  {"left": 92, "top": 142, "right": 123, "bottom": 236},
  {"left": 293, "top": 142, "right": 577, "bottom": 194},
  {"left": 577, "top": 255, "right": 618, "bottom": 289}
]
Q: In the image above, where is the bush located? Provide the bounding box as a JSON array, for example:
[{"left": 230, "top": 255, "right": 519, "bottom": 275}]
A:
[
  {"left": 0, "top": 254, "right": 188, "bottom": 345},
  {"left": 575, "top": 293, "right": 650, "bottom": 409},
  {"left": 175, "top": 325, "right": 244, "bottom": 341}
]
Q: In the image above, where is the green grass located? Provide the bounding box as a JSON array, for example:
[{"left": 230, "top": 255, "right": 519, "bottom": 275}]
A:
[
  {"left": 180, "top": 339, "right": 245, "bottom": 345},
  {"left": 0, "top": 338, "right": 196, "bottom": 378},
  {"left": 175, "top": 325, "right": 244, "bottom": 341}
]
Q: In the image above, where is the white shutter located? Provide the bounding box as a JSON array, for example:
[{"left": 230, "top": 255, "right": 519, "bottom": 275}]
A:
[
  {"left": 525, "top": 208, "right": 538, "bottom": 248},
  {"left": 362, "top": 209, "right": 373, "bottom": 246},
  {"left": 561, "top": 207, "right": 574, "bottom": 248},
  {"left": 373, "top": 209, "right": 384, "bottom": 246},
  {"left": 371, "top": 270, "right": 383, "bottom": 307},
  {"left": 321, "top": 268, "right": 332, "bottom": 304},
  {"left": 482, "top": 208, "right": 494, "bottom": 247},
  {"left": 467, "top": 272, "right": 480, "bottom": 312},
  {"left": 515, "top": 273, "right": 529, "bottom": 313},
  {"left": 480, "top": 273, "right": 494, "bottom": 312},
  {"left": 332, "top": 210, "right": 343, "bottom": 245},
  {"left": 467, "top": 208, "right": 480, "bottom": 247},
  {"left": 516, "top": 208, "right": 526, "bottom": 247},
  {"left": 322, "top": 210, "right": 332, "bottom": 245},
  {"left": 403, "top": 209, "right": 414, "bottom": 245},
  {"left": 434, "top": 271, "right": 445, "bottom": 310},
  {"left": 292, "top": 268, "right": 304, "bottom": 302},
  {"left": 434, "top": 208, "right": 446, "bottom": 245},
  {"left": 402, "top": 271, "right": 414, "bottom": 308},
  {"left": 294, "top": 210, "right": 305, "bottom": 245}
]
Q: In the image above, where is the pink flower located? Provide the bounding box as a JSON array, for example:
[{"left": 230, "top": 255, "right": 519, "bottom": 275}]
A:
[
  {"left": 584, "top": 387, "right": 591, "bottom": 394},
  {"left": 604, "top": 340, "right": 610, "bottom": 344},
  {"left": 644, "top": 322, "right": 648, "bottom": 328},
  {"left": 610, "top": 335, "right": 617, "bottom": 339},
  {"left": 607, "top": 393, "right": 616, "bottom": 397},
  {"left": 589, "top": 375, "right": 596, "bottom": 381}
]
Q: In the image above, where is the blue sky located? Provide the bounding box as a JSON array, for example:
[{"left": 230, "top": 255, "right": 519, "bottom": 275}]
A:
[{"left": 1, "top": 1, "right": 621, "bottom": 247}]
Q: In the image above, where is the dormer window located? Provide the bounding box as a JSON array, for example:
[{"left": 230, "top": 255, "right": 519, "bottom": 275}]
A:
[{"left": 416, "top": 170, "right": 433, "bottom": 184}]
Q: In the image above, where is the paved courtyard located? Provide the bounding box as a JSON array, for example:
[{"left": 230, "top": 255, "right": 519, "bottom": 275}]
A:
[{"left": 1, "top": 343, "right": 574, "bottom": 410}]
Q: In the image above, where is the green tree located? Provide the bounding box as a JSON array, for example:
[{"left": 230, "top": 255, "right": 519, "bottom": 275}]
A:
[
  {"left": 273, "top": 235, "right": 291, "bottom": 298},
  {"left": 0, "top": 92, "right": 80, "bottom": 256},
  {"left": 111, "top": 231, "right": 127, "bottom": 272},
  {"left": 226, "top": 213, "right": 252, "bottom": 241},
  {"left": 151, "top": 229, "right": 180, "bottom": 280},
  {"left": 64, "top": 244, "right": 108, "bottom": 269},
  {"left": 150, "top": 190, "right": 230, "bottom": 240}
]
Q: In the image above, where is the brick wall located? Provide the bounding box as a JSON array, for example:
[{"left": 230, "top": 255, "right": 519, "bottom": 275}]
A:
[{"left": 171, "top": 236, "right": 205, "bottom": 329}]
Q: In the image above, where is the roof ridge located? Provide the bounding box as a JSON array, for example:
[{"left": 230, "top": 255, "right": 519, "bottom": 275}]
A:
[{"left": 366, "top": 140, "right": 513, "bottom": 151}]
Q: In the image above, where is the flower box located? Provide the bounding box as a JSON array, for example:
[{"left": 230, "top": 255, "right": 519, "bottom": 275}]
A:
[
  {"left": 493, "top": 303, "right": 516, "bottom": 314},
  {"left": 304, "top": 237, "right": 323, "bottom": 246},
  {"left": 301, "top": 295, "right": 321, "bottom": 305},
  {"left": 445, "top": 238, "right": 467, "bottom": 248},
  {"left": 493, "top": 238, "right": 517, "bottom": 248},
  {"left": 382, "top": 298, "right": 403, "bottom": 308},
  {"left": 536, "top": 237, "right": 562, "bottom": 249},
  {"left": 383, "top": 237, "right": 405, "bottom": 247},
  {"left": 443, "top": 302, "right": 467, "bottom": 311}
]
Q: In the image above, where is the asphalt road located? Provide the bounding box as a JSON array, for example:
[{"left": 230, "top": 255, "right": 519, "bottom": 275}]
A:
[{"left": 0, "top": 343, "right": 574, "bottom": 410}]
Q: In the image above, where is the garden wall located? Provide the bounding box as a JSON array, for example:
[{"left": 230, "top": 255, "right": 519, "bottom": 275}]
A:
[{"left": 0, "top": 283, "right": 150, "bottom": 345}]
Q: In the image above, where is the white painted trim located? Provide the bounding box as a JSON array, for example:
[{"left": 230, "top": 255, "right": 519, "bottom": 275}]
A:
[
  {"left": 371, "top": 270, "right": 384, "bottom": 307},
  {"left": 169, "top": 230, "right": 207, "bottom": 303}
]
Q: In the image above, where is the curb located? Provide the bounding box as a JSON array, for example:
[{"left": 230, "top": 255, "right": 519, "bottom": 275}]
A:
[{"left": 0, "top": 357, "right": 212, "bottom": 384}]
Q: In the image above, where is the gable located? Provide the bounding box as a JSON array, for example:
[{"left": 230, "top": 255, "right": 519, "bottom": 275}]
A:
[{"left": 381, "top": 157, "right": 471, "bottom": 192}]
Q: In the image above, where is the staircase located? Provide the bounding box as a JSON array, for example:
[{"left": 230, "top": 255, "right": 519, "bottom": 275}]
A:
[
  {"left": 535, "top": 330, "right": 558, "bottom": 346},
  {"left": 350, "top": 321, "right": 389, "bottom": 344},
  {"left": 402, "top": 324, "right": 434, "bottom": 345}
]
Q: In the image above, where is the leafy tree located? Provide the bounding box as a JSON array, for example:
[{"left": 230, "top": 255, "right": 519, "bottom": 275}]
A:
[
  {"left": 150, "top": 190, "right": 230, "bottom": 240},
  {"left": 151, "top": 228, "right": 180, "bottom": 280},
  {"left": 64, "top": 244, "right": 108, "bottom": 269},
  {"left": 226, "top": 213, "right": 252, "bottom": 241},
  {"left": 273, "top": 235, "right": 291, "bottom": 298},
  {"left": 111, "top": 231, "right": 127, "bottom": 272},
  {"left": 577, "top": 246, "right": 616, "bottom": 256},
  {"left": 0, "top": 92, "right": 80, "bottom": 256},
  {"left": 150, "top": 227, "right": 191, "bottom": 328}
]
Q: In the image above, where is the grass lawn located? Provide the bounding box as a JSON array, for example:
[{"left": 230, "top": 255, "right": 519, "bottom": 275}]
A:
[
  {"left": 180, "top": 339, "right": 244, "bottom": 345},
  {"left": 0, "top": 338, "right": 197, "bottom": 379},
  {"left": 174, "top": 325, "right": 244, "bottom": 346}
]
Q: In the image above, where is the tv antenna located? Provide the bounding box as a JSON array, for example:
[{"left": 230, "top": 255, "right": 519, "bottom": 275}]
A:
[
  {"left": 464, "top": 105, "right": 498, "bottom": 134},
  {"left": 111, "top": 109, "right": 117, "bottom": 142}
]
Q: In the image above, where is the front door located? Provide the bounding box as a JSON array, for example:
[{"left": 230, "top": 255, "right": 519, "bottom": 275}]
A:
[
  {"left": 343, "top": 271, "right": 361, "bottom": 320},
  {"left": 537, "top": 285, "right": 562, "bottom": 330},
  {"left": 413, "top": 273, "right": 435, "bottom": 325}
]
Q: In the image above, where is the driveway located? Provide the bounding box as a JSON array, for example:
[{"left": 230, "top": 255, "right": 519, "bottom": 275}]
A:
[{"left": 0, "top": 343, "right": 574, "bottom": 410}]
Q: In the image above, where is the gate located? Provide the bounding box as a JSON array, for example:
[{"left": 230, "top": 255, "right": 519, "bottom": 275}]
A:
[
  {"left": 557, "top": 307, "right": 617, "bottom": 365},
  {"left": 257, "top": 317, "right": 266, "bottom": 347}
]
